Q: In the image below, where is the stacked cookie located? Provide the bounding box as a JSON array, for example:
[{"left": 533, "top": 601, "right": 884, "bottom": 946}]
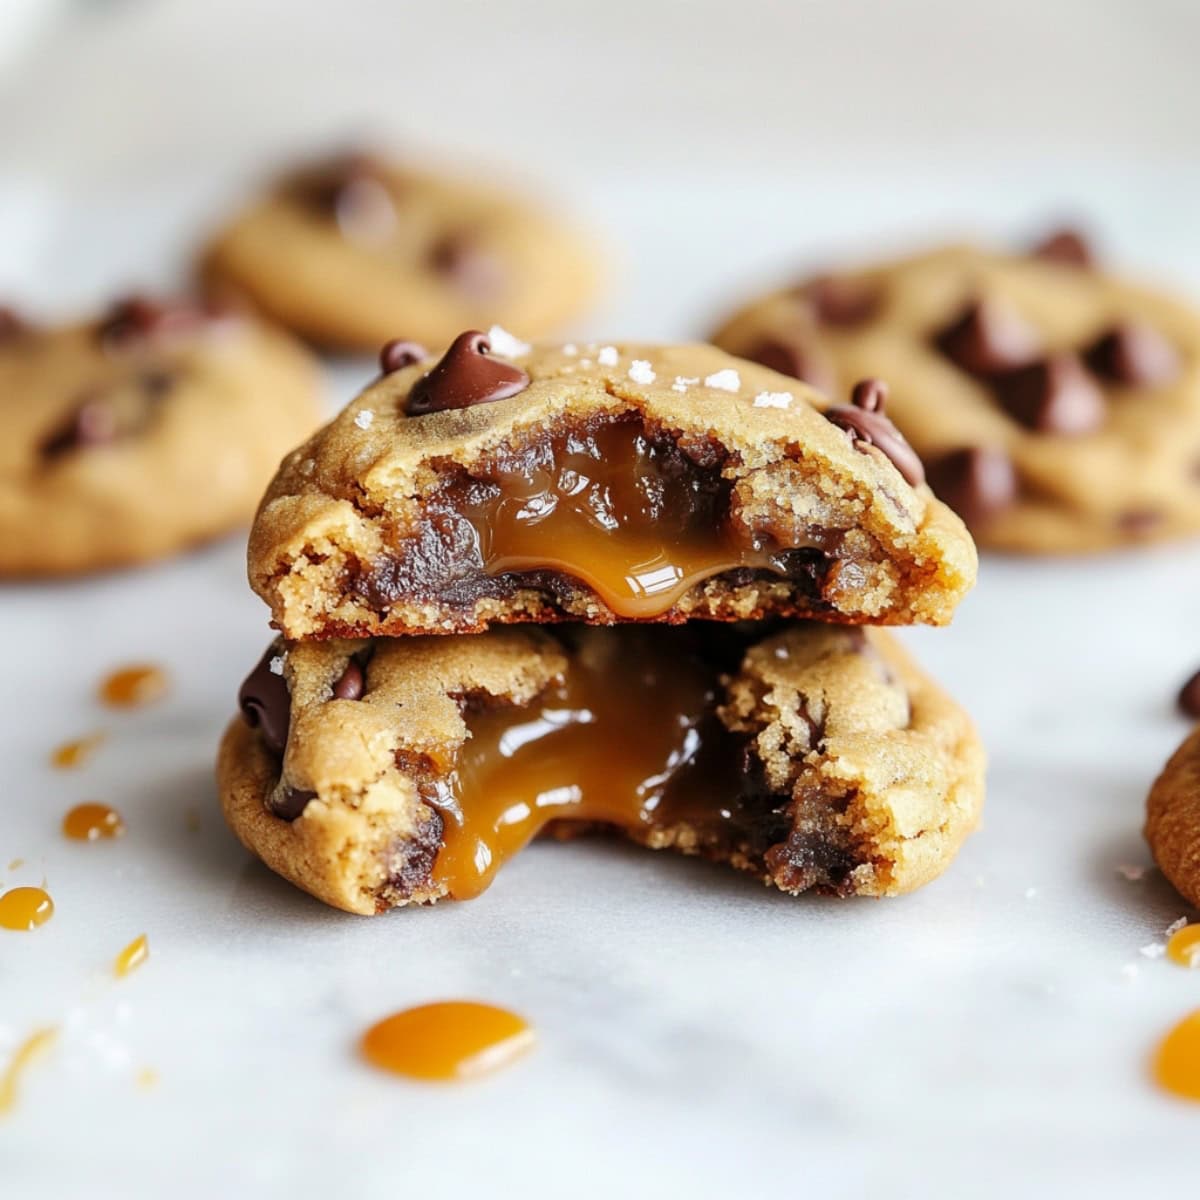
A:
[{"left": 217, "top": 331, "right": 985, "bottom": 914}]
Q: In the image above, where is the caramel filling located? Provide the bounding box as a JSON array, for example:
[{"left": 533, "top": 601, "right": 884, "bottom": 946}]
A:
[
  {"left": 428, "top": 628, "right": 762, "bottom": 900},
  {"left": 368, "top": 417, "right": 834, "bottom": 619}
]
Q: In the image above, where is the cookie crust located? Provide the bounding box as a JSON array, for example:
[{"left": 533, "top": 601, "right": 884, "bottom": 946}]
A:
[{"left": 1147, "top": 726, "right": 1200, "bottom": 908}]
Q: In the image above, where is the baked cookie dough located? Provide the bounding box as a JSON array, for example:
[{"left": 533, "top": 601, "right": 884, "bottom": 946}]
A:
[
  {"left": 711, "top": 233, "right": 1200, "bottom": 553},
  {"left": 0, "top": 297, "right": 321, "bottom": 576},
  {"left": 249, "top": 334, "right": 976, "bottom": 639},
  {"left": 200, "top": 151, "right": 597, "bottom": 351},
  {"left": 1147, "top": 727, "right": 1200, "bottom": 908},
  {"left": 217, "top": 622, "right": 985, "bottom": 914}
]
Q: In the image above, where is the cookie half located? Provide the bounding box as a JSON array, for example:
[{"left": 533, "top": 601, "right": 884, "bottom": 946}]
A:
[
  {"left": 248, "top": 335, "right": 976, "bottom": 638},
  {"left": 0, "top": 298, "right": 321, "bottom": 576},
  {"left": 711, "top": 236, "right": 1200, "bottom": 553},
  {"left": 200, "top": 152, "right": 597, "bottom": 351},
  {"left": 1147, "top": 727, "right": 1200, "bottom": 908},
  {"left": 217, "top": 622, "right": 985, "bottom": 915}
]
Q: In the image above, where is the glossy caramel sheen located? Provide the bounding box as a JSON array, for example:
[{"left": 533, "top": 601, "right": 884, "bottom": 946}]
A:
[
  {"left": 0, "top": 887, "right": 54, "bottom": 931},
  {"left": 114, "top": 934, "right": 149, "bottom": 978},
  {"left": 431, "top": 628, "right": 748, "bottom": 900},
  {"left": 1166, "top": 923, "right": 1200, "bottom": 968},
  {"left": 99, "top": 664, "right": 168, "bottom": 708},
  {"left": 361, "top": 1002, "right": 533, "bottom": 1082},
  {"left": 0, "top": 1028, "right": 57, "bottom": 1115},
  {"left": 1154, "top": 1010, "right": 1200, "bottom": 1102},
  {"left": 452, "top": 419, "right": 783, "bottom": 618},
  {"left": 62, "top": 802, "right": 125, "bottom": 841}
]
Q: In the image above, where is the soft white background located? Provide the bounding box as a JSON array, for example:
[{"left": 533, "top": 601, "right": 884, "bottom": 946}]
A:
[{"left": 2, "top": 2, "right": 1199, "bottom": 1196}]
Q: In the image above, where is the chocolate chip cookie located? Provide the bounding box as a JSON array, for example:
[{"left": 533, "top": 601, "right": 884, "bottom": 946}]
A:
[
  {"left": 1147, "top": 727, "right": 1200, "bottom": 908},
  {"left": 200, "top": 152, "right": 598, "bottom": 351},
  {"left": 0, "top": 297, "right": 321, "bottom": 575},
  {"left": 248, "top": 334, "right": 976, "bottom": 639},
  {"left": 711, "top": 233, "right": 1200, "bottom": 553},
  {"left": 217, "top": 621, "right": 984, "bottom": 914}
]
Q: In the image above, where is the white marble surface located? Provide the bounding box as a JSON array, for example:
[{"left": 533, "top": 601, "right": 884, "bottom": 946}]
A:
[{"left": 3, "top": 2, "right": 1200, "bottom": 1196}]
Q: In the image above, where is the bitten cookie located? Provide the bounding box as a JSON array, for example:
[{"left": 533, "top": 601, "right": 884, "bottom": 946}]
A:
[
  {"left": 1147, "top": 727, "right": 1200, "bottom": 908},
  {"left": 711, "top": 233, "right": 1200, "bottom": 553},
  {"left": 0, "top": 298, "right": 321, "bottom": 576},
  {"left": 248, "top": 334, "right": 976, "bottom": 639},
  {"left": 217, "top": 622, "right": 985, "bottom": 914},
  {"left": 200, "top": 151, "right": 597, "bottom": 351}
]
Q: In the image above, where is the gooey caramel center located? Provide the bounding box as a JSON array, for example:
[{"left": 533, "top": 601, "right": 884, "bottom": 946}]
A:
[
  {"left": 428, "top": 628, "right": 752, "bottom": 900},
  {"left": 432, "top": 418, "right": 797, "bottom": 619}
]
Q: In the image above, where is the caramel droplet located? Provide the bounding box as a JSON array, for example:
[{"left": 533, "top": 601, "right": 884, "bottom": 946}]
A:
[
  {"left": 1166, "top": 924, "right": 1200, "bottom": 969},
  {"left": 1154, "top": 1010, "right": 1200, "bottom": 1102},
  {"left": 0, "top": 886, "right": 54, "bottom": 931},
  {"left": 0, "top": 1027, "right": 57, "bottom": 1115},
  {"left": 50, "top": 732, "right": 105, "bottom": 769},
  {"left": 63, "top": 802, "right": 125, "bottom": 842},
  {"left": 361, "top": 1001, "right": 534, "bottom": 1082},
  {"left": 114, "top": 934, "right": 149, "bottom": 978},
  {"left": 99, "top": 664, "right": 168, "bottom": 708}
]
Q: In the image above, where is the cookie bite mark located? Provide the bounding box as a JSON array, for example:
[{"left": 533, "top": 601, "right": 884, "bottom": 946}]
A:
[{"left": 216, "top": 624, "right": 984, "bottom": 913}]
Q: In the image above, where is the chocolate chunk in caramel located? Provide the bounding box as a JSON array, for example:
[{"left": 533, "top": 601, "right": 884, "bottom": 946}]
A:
[
  {"left": 1085, "top": 321, "right": 1180, "bottom": 387},
  {"left": 406, "top": 330, "right": 530, "bottom": 416},
  {"left": 825, "top": 378, "right": 925, "bottom": 486},
  {"left": 934, "top": 298, "right": 1041, "bottom": 377},
  {"left": 925, "top": 446, "right": 1017, "bottom": 529},
  {"left": 993, "top": 353, "right": 1105, "bottom": 435}
]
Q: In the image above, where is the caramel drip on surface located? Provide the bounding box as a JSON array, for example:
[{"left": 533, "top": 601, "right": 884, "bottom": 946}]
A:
[
  {"left": 114, "top": 934, "right": 149, "bottom": 978},
  {"left": 361, "top": 1002, "right": 533, "bottom": 1082},
  {"left": 430, "top": 628, "right": 749, "bottom": 900},
  {"left": 453, "top": 419, "right": 787, "bottom": 619},
  {"left": 1166, "top": 924, "right": 1200, "bottom": 968},
  {"left": 63, "top": 802, "right": 125, "bottom": 841},
  {"left": 0, "top": 1028, "right": 57, "bottom": 1116},
  {"left": 1154, "top": 1010, "right": 1200, "bottom": 1102},
  {"left": 50, "top": 732, "right": 105, "bottom": 769},
  {"left": 99, "top": 664, "right": 168, "bottom": 708},
  {"left": 0, "top": 886, "right": 54, "bottom": 931}
]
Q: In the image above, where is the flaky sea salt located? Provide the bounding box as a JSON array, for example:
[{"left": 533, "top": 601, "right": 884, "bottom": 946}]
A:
[
  {"left": 704, "top": 369, "right": 740, "bottom": 392},
  {"left": 753, "top": 391, "right": 792, "bottom": 409},
  {"left": 1140, "top": 942, "right": 1166, "bottom": 959},
  {"left": 628, "top": 360, "right": 656, "bottom": 385},
  {"left": 354, "top": 410, "right": 375, "bottom": 430},
  {"left": 562, "top": 343, "right": 578, "bottom": 356},
  {"left": 1115, "top": 864, "right": 1146, "bottom": 882},
  {"left": 597, "top": 345, "right": 619, "bottom": 366},
  {"left": 486, "top": 325, "right": 530, "bottom": 358},
  {"left": 269, "top": 656, "right": 284, "bottom": 676},
  {"left": 1166, "top": 916, "right": 1189, "bottom": 937}
]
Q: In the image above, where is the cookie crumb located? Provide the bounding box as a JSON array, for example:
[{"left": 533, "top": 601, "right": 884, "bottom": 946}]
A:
[
  {"left": 597, "top": 346, "right": 619, "bottom": 366},
  {"left": 269, "top": 655, "right": 285, "bottom": 676},
  {"left": 1140, "top": 942, "right": 1166, "bottom": 959},
  {"left": 1116, "top": 864, "right": 1146, "bottom": 882},
  {"left": 354, "top": 410, "right": 375, "bottom": 430},
  {"left": 628, "top": 360, "right": 656, "bottom": 385},
  {"left": 753, "top": 390, "right": 793, "bottom": 409},
  {"left": 486, "top": 326, "right": 530, "bottom": 359},
  {"left": 704, "top": 369, "right": 741, "bottom": 392}
]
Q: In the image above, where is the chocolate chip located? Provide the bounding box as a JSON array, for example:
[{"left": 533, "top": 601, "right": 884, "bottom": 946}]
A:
[
  {"left": 427, "top": 232, "right": 505, "bottom": 301},
  {"left": 993, "top": 353, "right": 1105, "bottom": 435},
  {"left": 40, "top": 393, "right": 120, "bottom": 458},
  {"left": 1116, "top": 509, "right": 1163, "bottom": 537},
  {"left": 331, "top": 659, "right": 365, "bottom": 700},
  {"left": 1029, "top": 228, "right": 1094, "bottom": 268},
  {"left": 379, "top": 339, "right": 428, "bottom": 374},
  {"left": 799, "top": 275, "right": 880, "bottom": 327},
  {"left": 1085, "top": 322, "right": 1180, "bottom": 387},
  {"left": 925, "top": 446, "right": 1017, "bottom": 528},
  {"left": 406, "top": 330, "right": 530, "bottom": 416},
  {"left": 238, "top": 645, "right": 291, "bottom": 757},
  {"left": 97, "top": 296, "right": 203, "bottom": 350},
  {"left": 934, "top": 298, "right": 1041, "bottom": 377},
  {"left": 825, "top": 378, "right": 925, "bottom": 486},
  {"left": 271, "top": 786, "right": 316, "bottom": 822},
  {"left": 40, "top": 371, "right": 175, "bottom": 459},
  {"left": 1178, "top": 669, "right": 1200, "bottom": 719},
  {"left": 0, "top": 307, "right": 27, "bottom": 341},
  {"left": 743, "top": 334, "right": 835, "bottom": 394}
]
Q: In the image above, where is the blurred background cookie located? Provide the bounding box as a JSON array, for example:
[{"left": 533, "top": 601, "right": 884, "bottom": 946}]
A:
[
  {"left": 200, "top": 150, "right": 599, "bottom": 352},
  {"left": 712, "top": 235, "right": 1200, "bottom": 553},
  {"left": 0, "top": 296, "right": 321, "bottom": 575}
]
